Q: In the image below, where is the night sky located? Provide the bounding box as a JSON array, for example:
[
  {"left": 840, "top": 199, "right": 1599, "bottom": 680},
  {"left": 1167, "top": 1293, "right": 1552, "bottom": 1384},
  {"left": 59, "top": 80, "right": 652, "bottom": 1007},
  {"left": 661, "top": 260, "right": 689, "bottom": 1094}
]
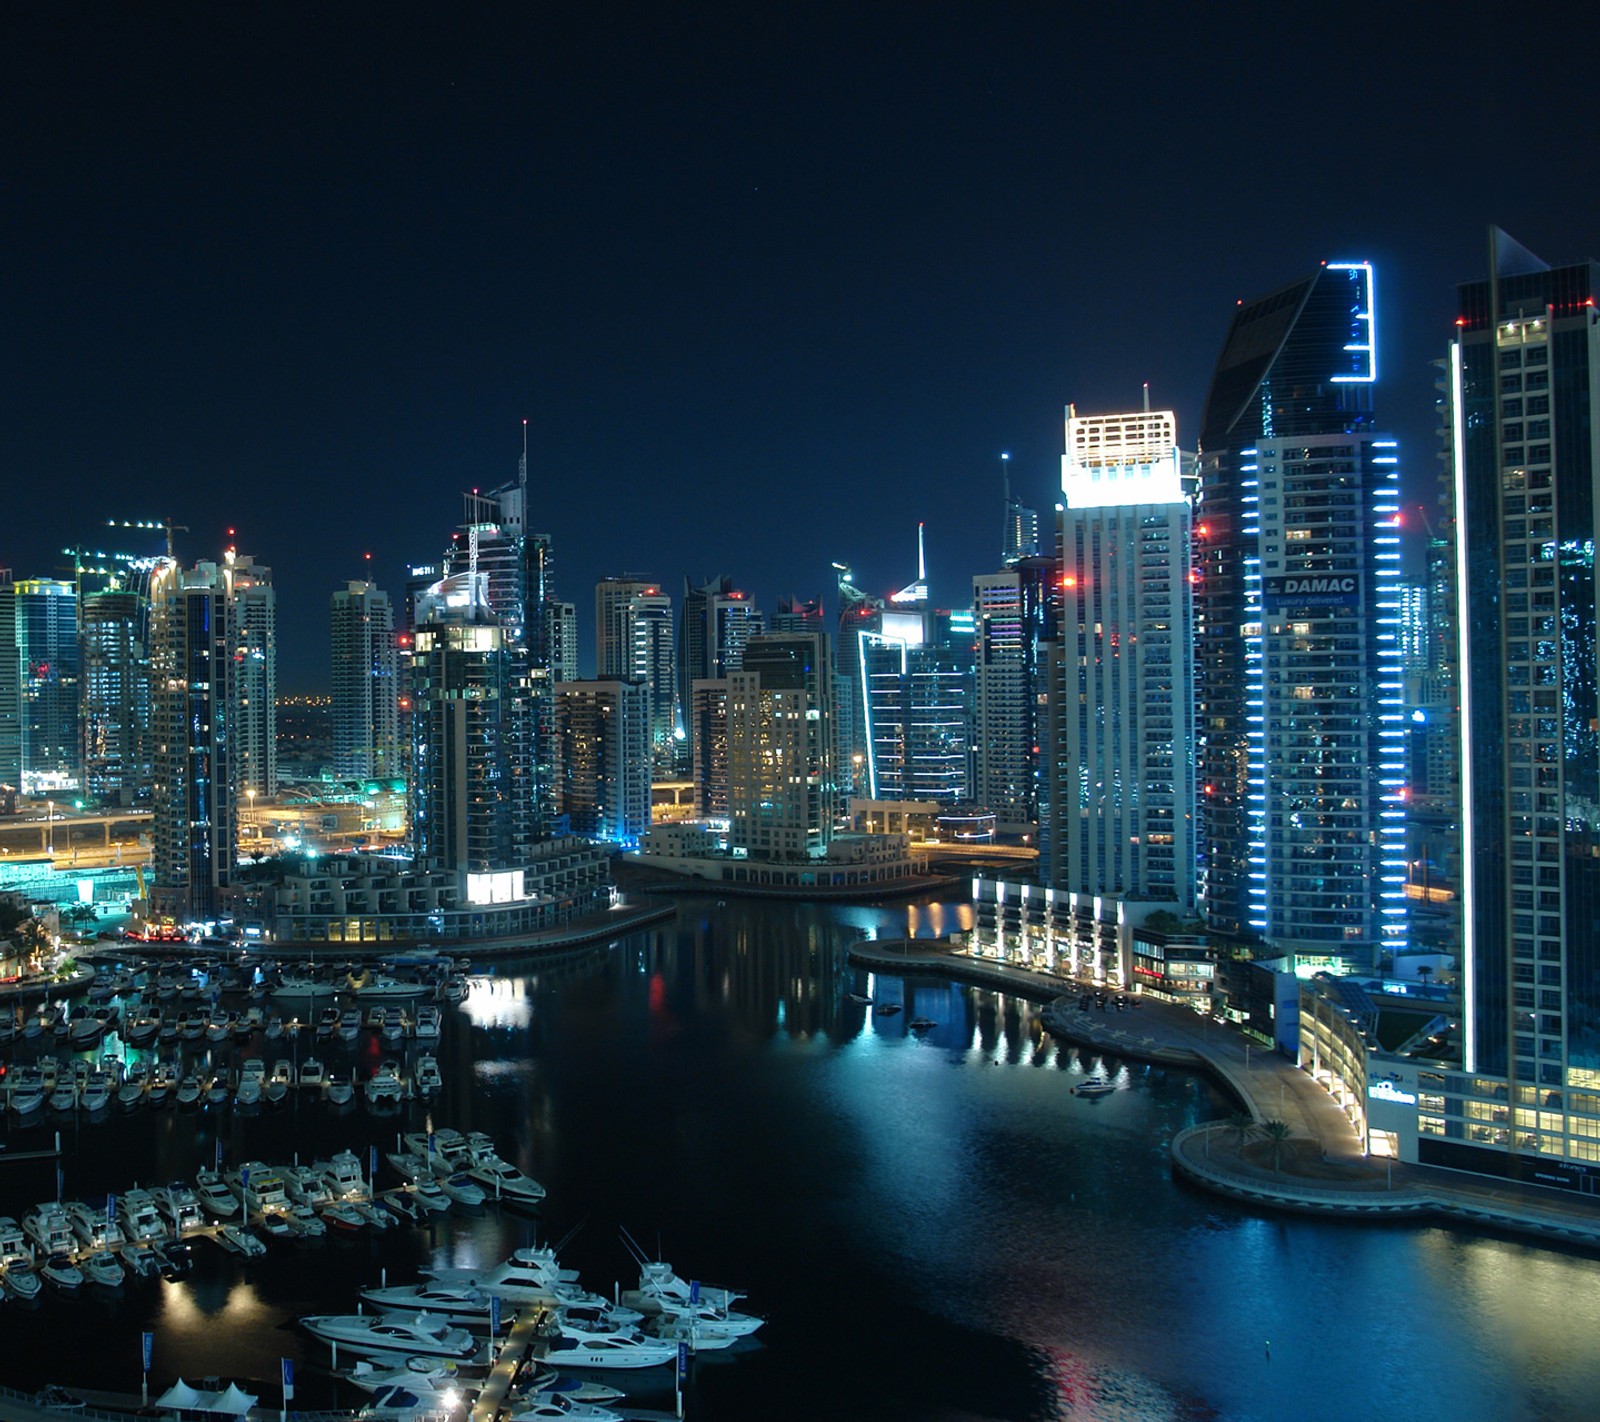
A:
[{"left": 6, "top": 3, "right": 1599, "bottom": 689}]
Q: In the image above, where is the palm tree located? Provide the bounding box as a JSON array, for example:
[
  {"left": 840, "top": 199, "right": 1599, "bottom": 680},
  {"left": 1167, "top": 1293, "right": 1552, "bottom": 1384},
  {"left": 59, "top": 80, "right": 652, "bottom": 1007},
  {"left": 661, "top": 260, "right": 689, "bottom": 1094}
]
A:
[
  {"left": 1224, "top": 1111, "right": 1258, "bottom": 1155},
  {"left": 1259, "top": 1119, "right": 1294, "bottom": 1174}
]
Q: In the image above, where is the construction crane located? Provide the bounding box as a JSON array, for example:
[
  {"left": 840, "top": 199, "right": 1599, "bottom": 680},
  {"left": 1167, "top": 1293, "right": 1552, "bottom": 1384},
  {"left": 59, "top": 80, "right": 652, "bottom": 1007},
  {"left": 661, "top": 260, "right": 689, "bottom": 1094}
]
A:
[{"left": 107, "top": 518, "right": 189, "bottom": 561}]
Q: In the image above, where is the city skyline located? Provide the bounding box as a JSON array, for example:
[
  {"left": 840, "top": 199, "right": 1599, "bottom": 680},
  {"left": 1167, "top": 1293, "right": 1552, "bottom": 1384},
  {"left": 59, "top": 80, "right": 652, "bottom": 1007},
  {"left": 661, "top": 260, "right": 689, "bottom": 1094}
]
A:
[{"left": 6, "top": 7, "right": 1600, "bottom": 688}]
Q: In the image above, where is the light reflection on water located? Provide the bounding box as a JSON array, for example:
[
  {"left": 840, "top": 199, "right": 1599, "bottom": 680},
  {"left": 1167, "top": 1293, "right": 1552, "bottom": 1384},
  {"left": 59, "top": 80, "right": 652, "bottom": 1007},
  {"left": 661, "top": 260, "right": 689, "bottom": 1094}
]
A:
[{"left": 3, "top": 898, "right": 1600, "bottom": 1421}]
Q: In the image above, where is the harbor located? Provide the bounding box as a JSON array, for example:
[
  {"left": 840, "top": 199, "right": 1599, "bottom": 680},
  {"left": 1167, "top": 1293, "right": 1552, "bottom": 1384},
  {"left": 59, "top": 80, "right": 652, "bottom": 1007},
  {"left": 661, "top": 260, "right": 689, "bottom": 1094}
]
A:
[{"left": 2, "top": 896, "right": 1600, "bottom": 1422}]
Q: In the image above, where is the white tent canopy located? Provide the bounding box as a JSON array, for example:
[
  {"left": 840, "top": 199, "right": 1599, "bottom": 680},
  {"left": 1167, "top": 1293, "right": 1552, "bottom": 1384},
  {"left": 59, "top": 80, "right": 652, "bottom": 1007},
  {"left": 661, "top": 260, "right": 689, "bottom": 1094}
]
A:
[{"left": 154, "top": 1380, "right": 260, "bottom": 1417}]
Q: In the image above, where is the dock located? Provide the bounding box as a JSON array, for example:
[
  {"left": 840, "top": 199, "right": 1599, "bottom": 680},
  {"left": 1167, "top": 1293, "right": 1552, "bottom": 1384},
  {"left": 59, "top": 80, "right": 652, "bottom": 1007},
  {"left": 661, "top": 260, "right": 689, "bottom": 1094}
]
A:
[{"left": 468, "top": 1306, "right": 544, "bottom": 1422}]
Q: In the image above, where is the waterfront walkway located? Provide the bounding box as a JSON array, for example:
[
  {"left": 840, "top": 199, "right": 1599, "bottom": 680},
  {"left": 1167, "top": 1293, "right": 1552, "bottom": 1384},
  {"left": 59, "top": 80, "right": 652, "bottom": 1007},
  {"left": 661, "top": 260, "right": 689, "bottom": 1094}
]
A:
[{"left": 848, "top": 937, "right": 1600, "bottom": 1251}]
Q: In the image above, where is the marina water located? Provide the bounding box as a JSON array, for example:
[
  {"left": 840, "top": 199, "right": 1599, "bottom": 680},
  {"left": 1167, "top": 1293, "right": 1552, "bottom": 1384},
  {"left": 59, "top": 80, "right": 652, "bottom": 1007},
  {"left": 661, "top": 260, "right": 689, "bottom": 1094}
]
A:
[{"left": 3, "top": 896, "right": 1599, "bottom": 1421}]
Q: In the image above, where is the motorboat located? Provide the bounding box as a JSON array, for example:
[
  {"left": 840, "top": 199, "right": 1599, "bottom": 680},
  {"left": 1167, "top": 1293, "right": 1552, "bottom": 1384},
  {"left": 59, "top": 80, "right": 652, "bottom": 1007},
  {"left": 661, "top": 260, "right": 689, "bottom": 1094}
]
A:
[
  {"left": 153, "top": 1241, "right": 195, "bottom": 1279},
  {"left": 3, "top": 1260, "right": 43, "bottom": 1299},
  {"left": 176, "top": 1073, "right": 203, "bottom": 1108},
  {"left": 177, "top": 1012, "right": 207, "bottom": 1042},
  {"left": 319, "top": 1202, "right": 366, "bottom": 1233},
  {"left": 909, "top": 1017, "right": 937, "bottom": 1031},
  {"left": 425, "top": 1250, "right": 608, "bottom": 1310},
  {"left": 315, "top": 1007, "right": 340, "bottom": 1039},
  {"left": 213, "top": 1222, "right": 268, "bottom": 1257},
  {"left": 299, "top": 1057, "right": 325, "bottom": 1090},
  {"left": 299, "top": 1312, "right": 481, "bottom": 1361},
  {"left": 349, "top": 1199, "right": 396, "bottom": 1231},
  {"left": 22, "top": 1204, "right": 77, "bottom": 1258},
  {"left": 122, "top": 1188, "right": 169, "bottom": 1243},
  {"left": 40, "top": 1252, "right": 84, "bottom": 1291},
  {"left": 380, "top": 1007, "right": 407, "bottom": 1042},
  {"left": 0, "top": 1216, "right": 33, "bottom": 1268},
  {"left": 642, "top": 1316, "right": 742, "bottom": 1352},
  {"left": 282, "top": 1202, "right": 328, "bottom": 1239},
  {"left": 437, "top": 1173, "right": 487, "bottom": 1208},
  {"left": 379, "top": 1191, "right": 427, "bottom": 1225},
  {"left": 1072, "top": 1076, "right": 1117, "bottom": 1098},
  {"left": 124, "top": 1011, "right": 162, "bottom": 1046},
  {"left": 9, "top": 1067, "right": 46, "bottom": 1116},
  {"left": 117, "top": 1061, "right": 149, "bottom": 1109},
  {"left": 437, "top": 975, "right": 468, "bottom": 1003},
  {"left": 506, "top": 1394, "right": 622, "bottom": 1421},
  {"left": 67, "top": 1012, "right": 107, "bottom": 1049},
  {"left": 338, "top": 1010, "right": 362, "bottom": 1041},
  {"left": 624, "top": 1247, "right": 745, "bottom": 1314},
  {"left": 324, "top": 1072, "right": 355, "bottom": 1107},
  {"left": 359, "top": 1282, "right": 499, "bottom": 1322},
  {"left": 205, "top": 1009, "right": 237, "bottom": 1042},
  {"left": 80, "top": 1249, "right": 126, "bottom": 1289},
  {"left": 123, "top": 1245, "right": 162, "bottom": 1280},
  {"left": 272, "top": 975, "right": 341, "bottom": 1005},
  {"left": 227, "top": 1162, "right": 290, "bottom": 1219},
  {"left": 282, "top": 1164, "right": 333, "bottom": 1208},
  {"left": 195, "top": 1169, "right": 240, "bottom": 1219},
  {"left": 414, "top": 1056, "right": 443, "bottom": 1095},
  {"left": 465, "top": 1156, "right": 546, "bottom": 1209},
  {"left": 264, "top": 1015, "right": 286, "bottom": 1041},
  {"left": 353, "top": 975, "right": 431, "bottom": 1001},
  {"left": 874, "top": 1002, "right": 902, "bottom": 1016},
  {"left": 366, "top": 1004, "right": 388, "bottom": 1031},
  {"left": 510, "top": 1367, "right": 625, "bottom": 1408},
  {"left": 413, "top": 1005, "right": 442, "bottom": 1040},
  {"left": 47, "top": 1078, "right": 78, "bottom": 1113},
  {"left": 63, "top": 1199, "right": 125, "bottom": 1251},
  {"left": 154, "top": 1182, "right": 205, "bottom": 1236},
  {"left": 387, "top": 1150, "right": 441, "bottom": 1184},
  {"left": 205, "top": 1074, "right": 231, "bottom": 1108},
  {"left": 403, "top": 1128, "right": 473, "bottom": 1174},
  {"left": 147, "top": 1061, "right": 177, "bottom": 1107},
  {"left": 343, "top": 1358, "right": 467, "bottom": 1394},
  {"left": 847, "top": 992, "right": 873, "bottom": 1005},
  {"left": 316, "top": 1150, "right": 372, "bottom": 1201},
  {"left": 543, "top": 1324, "right": 678, "bottom": 1370},
  {"left": 365, "top": 1062, "right": 405, "bottom": 1108}
]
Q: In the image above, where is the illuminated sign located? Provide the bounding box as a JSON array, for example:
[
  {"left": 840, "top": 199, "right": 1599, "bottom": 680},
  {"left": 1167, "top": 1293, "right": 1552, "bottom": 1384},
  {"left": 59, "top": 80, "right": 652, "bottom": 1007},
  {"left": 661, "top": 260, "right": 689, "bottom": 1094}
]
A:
[
  {"left": 465, "top": 869, "right": 528, "bottom": 906},
  {"left": 1327, "top": 261, "right": 1377, "bottom": 383},
  {"left": 1367, "top": 1081, "right": 1416, "bottom": 1105},
  {"left": 1263, "top": 575, "right": 1360, "bottom": 611},
  {"left": 1061, "top": 409, "right": 1185, "bottom": 509}
]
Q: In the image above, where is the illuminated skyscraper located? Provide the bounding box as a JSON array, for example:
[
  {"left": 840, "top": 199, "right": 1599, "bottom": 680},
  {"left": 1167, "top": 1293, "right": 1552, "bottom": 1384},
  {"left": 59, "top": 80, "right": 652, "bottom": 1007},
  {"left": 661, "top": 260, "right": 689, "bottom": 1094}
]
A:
[
  {"left": 728, "top": 631, "right": 835, "bottom": 861},
  {"left": 547, "top": 600, "right": 578, "bottom": 683},
  {"left": 595, "top": 577, "right": 677, "bottom": 774},
  {"left": 228, "top": 556, "right": 276, "bottom": 798},
  {"left": 1445, "top": 232, "right": 1600, "bottom": 1174},
  {"left": 555, "top": 679, "right": 651, "bottom": 846},
  {"left": 678, "top": 575, "right": 761, "bottom": 772},
  {"left": 1045, "top": 409, "right": 1194, "bottom": 904},
  {"left": 0, "top": 572, "right": 20, "bottom": 793},
  {"left": 80, "top": 586, "right": 151, "bottom": 808},
  {"left": 149, "top": 554, "right": 261, "bottom": 923},
  {"left": 973, "top": 559, "right": 1055, "bottom": 834},
  {"left": 13, "top": 578, "right": 80, "bottom": 793},
  {"left": 330, "top": 580, "right": 399, "bottom": 781},
  {"left": 1196, "top": 260, "right": 1406, "bottom": 969}
]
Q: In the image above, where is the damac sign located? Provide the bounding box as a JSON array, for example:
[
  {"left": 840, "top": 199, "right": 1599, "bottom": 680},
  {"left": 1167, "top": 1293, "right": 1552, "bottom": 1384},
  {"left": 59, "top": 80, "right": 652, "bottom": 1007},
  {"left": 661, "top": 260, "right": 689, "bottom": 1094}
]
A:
[{"left": 1263, "top": 574, "right": 1360, "bottom": 611}]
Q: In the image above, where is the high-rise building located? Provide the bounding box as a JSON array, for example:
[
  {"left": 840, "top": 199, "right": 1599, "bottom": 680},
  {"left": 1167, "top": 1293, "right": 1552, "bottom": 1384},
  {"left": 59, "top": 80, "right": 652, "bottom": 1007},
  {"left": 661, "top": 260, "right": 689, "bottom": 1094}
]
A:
[
  {"left": 1451, "top": 231, "right": 1600, "bottom": 1156},
  {"left": 13, "top": 578, "right": 80, "bottom": 793},
  {"left": 80, "top": 586, "right": 151, "bottom": 808},
  {"left": 410, "top": 570, "right": 513, "bottom": 873},
  {"left": 728, "top": 631, "right": 835, "bottom": 861},
  {"left": 330, "top": 580, "right": 399, "bottom": 781},
  {"left": 689, "top": 678, "right": 731, "bottom": 817},
  {"left": 149, "top": 555, "right": 255, "bottom": 923},
  {"left": 973, "top": 558, "right": 1055, "bottom": 834},
  {"left": 595, "top": 577, "right": 677, "bottom": 774},
  {"left": 678, "top": 576, "right": 761, "bottom": 772},
  {"left": 858, "top": 530, "right": 970, "bottom": 804},
  {"left": 1001, "top": 452, "right": 1040, "bottom": 564},
  {"left": 555, "top": 679, "right": 651, "bottom": 846},
  {"left": 769, "top": 595, "right": 826, "bottom": 635},
  {"left": 0, "top": 572, "right": 21, "bottom": 794},
  {"left": 227, "top": 556, "right": 276, "bottom": 798},
  {"left": 547, "top": 600, "right": 578, "bottom": 683},
  {"left": 1044, "top": 408, "right": 1196, "bottom": 904},
  {"left": 1196, "top": 259, "right": 1405, "bottom": 970}
]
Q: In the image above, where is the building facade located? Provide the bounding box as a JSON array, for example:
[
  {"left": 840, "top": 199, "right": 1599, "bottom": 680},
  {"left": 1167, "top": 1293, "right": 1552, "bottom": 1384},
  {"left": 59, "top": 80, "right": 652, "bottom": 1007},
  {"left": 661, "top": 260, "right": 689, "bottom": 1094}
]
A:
[
  {"left": 13, "top": 578, "right": 80, "bottom": 792},
  {"left": 330, "top": 579, "right": 400, "bottom": 781},
  {"left": 555, "top": 678, "right": 652, "bottom": 845},
  {"left": 972, "top": 557, "right": 1055, "bottom": 834},
  {"left": 1046, "top": 408, "right": 1195, "bottom": 908},
  {"left": 80, "top": 587, "right": 151, "bottom": 808}
]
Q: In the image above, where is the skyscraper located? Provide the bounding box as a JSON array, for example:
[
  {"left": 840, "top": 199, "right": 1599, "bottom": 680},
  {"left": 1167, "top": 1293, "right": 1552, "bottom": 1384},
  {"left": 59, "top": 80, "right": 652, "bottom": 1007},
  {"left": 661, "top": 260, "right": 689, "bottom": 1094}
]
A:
[
  {"left": 1046, "top": 408, "right": 1194, "bottom": 905},
  {"left": 727, "top": 631, "right": 835, "bottom": 861},
  {"left": 1451, "top": 232, "right": 1600, "bottom": 1169},
  {"left": 0, "top": 572, "right": 18, "bottom": 793},
  {"left": 13, "top": 578, "right": 80, "bottom": 792},
  {"left": 1196, "top": 259, "right": 1405, "bottom": 969},
  {"left": 555, "top": 679, "right": 652, "bottom": 846},
  {"left": 595, "top": 577, "right": 677, "bottom": 774},
  {"left": 973, "top": 558, "right": 1055, "bottom": 834},
  {"left": 80, "top": 585, "right": 151, "bottom": 808},
  {"left": 547, "top": 600, "right": 578, "bottom": 684},
  {"left": 149, "top": 555, "right": 252, "bottom": 923},
  {"left": 330, "top": 579, "right": 399, "bottom": 781},
  {"left": 678, "top": 575, "right": 761, "bottom": 772},
  {"left": 227, "top": 556, "right": 276, "bottom": 798}
]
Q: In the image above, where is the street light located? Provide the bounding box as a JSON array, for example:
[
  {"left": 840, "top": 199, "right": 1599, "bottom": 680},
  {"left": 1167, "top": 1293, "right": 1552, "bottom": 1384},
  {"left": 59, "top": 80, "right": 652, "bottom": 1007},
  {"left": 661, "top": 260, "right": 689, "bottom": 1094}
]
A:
[{"left": 45, "top": 800, "right": 54, "bottom": 858}]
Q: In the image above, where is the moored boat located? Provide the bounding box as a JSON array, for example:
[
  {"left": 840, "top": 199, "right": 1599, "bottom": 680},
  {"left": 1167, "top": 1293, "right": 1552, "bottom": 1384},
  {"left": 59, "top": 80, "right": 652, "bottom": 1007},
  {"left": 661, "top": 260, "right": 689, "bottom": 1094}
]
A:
[{"left": 299, "top": 1312, "right": 480, "bottom": 1361}]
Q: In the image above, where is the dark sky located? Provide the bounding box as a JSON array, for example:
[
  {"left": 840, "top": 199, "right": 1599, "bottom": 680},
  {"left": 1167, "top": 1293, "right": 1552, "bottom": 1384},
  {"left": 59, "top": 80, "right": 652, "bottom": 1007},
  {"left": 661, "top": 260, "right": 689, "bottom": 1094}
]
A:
[{"left": 5, "top": 3, "right": 1599, "bottom": 690}]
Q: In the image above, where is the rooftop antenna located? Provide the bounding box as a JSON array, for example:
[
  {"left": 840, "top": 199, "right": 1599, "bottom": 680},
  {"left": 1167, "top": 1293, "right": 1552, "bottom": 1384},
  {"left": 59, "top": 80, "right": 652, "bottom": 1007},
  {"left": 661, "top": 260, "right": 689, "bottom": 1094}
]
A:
[
  {"left": 1142, "top": 382, "right": 1151, "bottom": 414},
  {"left": 917, "top": 521, "right": 926, "bottom": 582},
  {"left": 520, "top": 417, "right": 529, "bottom": 496},
  {"left": 1000, "top": 453, "right": 1011, "bottom": 564}
]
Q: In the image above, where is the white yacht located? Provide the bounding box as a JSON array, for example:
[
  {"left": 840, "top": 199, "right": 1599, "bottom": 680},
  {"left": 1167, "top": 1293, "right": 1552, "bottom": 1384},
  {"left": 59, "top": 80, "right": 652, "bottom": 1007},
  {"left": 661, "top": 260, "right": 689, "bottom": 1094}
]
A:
[
  {"left": 414, "top": 1056, "right": 443, "bottom": 1095},
  {"left": 358, "top": 1281, "right": 498, "bottom": 1322},
  {"left": 9, "top": 1067, "right": 46, "bottom": 1116},
  {"left": 0, "top": 1216, "right": 33, "bottom": 1267},
  {"left": 194, "top": 1169, "right": 240, "bottom": 1219},
  {"left": 117, "top": 1062, "right": 150, "bottom": 1109},
  {"left": 465, "top": 1156, "right": 546, "bottom": 1208},
  {"left": 542, "top": 1323, "right": 678, "bottom": 1371},
  {"left": 413, "top": 1004, "right": 442, "bottom": 1040},
  {"left": 79, "top": 1070, "right": 115, "bottom": 1114},
  {"left": 324, "top": 1071, "right": 355, "bottom": 1107},
  {"left": 315, "top": 1150, "right": 372, "bottom": 1201},
  {"left": 299, "top": 1057, "right": 326, "bottom": 1091},
  {"left": 63, "top": 1199, "right": 125, "bottom": 1251},
  {"left": 22, "top": 1204, "right": 76, "bottom": 1258},
  {"left": 436, "top": 1173, "right": 487, "bottom": 1207},
  {"left": 365, "top": 1062, "right": 405, "bottom": 1107},
  {"left": 266, "top": 1060, "right": 294, "bottom": 1105},
  {"left": 121, "top": 1188, "right": 169, "bottom": 1243},
  {"left": 424, "top": 1249, "right": 610, "bottom": 1311},
  {"left": 342, "top": 1358, "right": 468, "bottom": 1394},
  {"left": 281, "top": 1164, "right": 333, "bottom": 1208},
  {"left": 40, "top": 1252, "right": 84, "bottom": 1291},
  {"left": 2, "top": 1260, "right": 42, "bottom": 1300},
  {"left": 80, "top": 1249, "right": 126, "bottom": 1289},
  {"left": 214, "top": 1222, "right": 267, "bottom": 1257},
  {"left": 227, "top": 1162, "right": 289, "bottom": 1219},
  {"left": 299, "top": 1312, "right": 481, "bottom": 1361},
  {"left": 506, "top": 1395, "right": 622, "bottom": 1421},
  {"left": 403, "top": 1128, "right": 472, "bottom": 1174},
  {"left": 47, "top": 1077, "right": 78, "bottom": 1113},
  {"left": 175, "top": 1073, "right": 203, "bottom": 1108},
  {"left": 153, "top": 1182, "right": 205, "bottom": 1236}
]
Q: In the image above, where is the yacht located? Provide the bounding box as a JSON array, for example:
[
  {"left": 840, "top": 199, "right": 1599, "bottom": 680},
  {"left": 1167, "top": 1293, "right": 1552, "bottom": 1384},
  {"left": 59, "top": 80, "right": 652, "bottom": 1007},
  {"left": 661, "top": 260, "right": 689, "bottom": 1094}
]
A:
[
  {"left": 626, "top": 1250, "right": 744, "bottom": 1314},
  {"left": 504, "top": 1397, "right": 622, "bottom": 1421},
  {"left": 510, "top": 1367, "right": 626, "bottom": 1408},
  {"left": 299, "top": 1057, "right": 325, "bottom": 1091},
  {"left": 205, "top": 1073, "right": 231, "bottom": 1108},
  {"left": 387, "top": 1150, "right": 441, "bottom": 1184},
  {"left": 267, "top": 1060, "right": 294, "bottom": 1105},
  {"left": 0, "top": 1217, "right": 33, "bottom": 1268},
  {"left": 282, "top": 1202, "right": 327, "bottom": 1239},
  {"left": 353, "top": 975, "right": 431, "bottom": 1001},
  {"left": 123, "top": 1245, "right": 163, "bottom": 1280},
  {"left": 403, "top": 1128, "right": 473, "bottom": 1174},
  {"left": 380, "top": 1191, "right": 427, "bottom": 1225},
  {"left": 9, "top": 1067, "right": 46, "bottom": 1116},
  {"left": 124, "top": 1010, "right": 161, "bottom": 1047},
  {"left": 543, "top": 1324, "right": 678, "bottom": 1371},
  {"left": 40, "top": 1252, "right": 84, "bottom": 1291},
  {"left": 227, "top": 1162, "right": 289, "bottom": 1219},
  {"left": 318, "top": 1201, "right": 367, "bottom": 1234},
  {"left": 338, "top": 1010, "right": 362, "bottom": 1041},
  {"left": 425, "top": 1249, "right": 608, "bottom": 1310},
  {"left": 342, "top": 1358, "right": 469, "bottom": 1394},
  {"left": 121, "top": 1188, "right": 169, "bottom": 1243},
  {"left": 324, "top": 1071, "right": 355, "bottom": 1107},
  {"left": 413, "top": 1004, "right": 442, "bottom": 1040},
  {"left": 117, "top": 1061, "right": 149, "bottom": 1109},
  {"left": 316, "top": 1150, "right": 372, "bottom": 1201},
  {"left": 215, "top": 1222, "right": 268, "bottom": 1257},
  {"left": 3, "top": 1260, "right": 43, "bottom": 1300},
  {"left": 147, "top": 1061, "right": 178, "bottom": 1107},
  {"left": 315, "top": 1007, "right": 340, "bottom": 1039},
  {"left": 22, "top": 1204, "right": 77, "bottom": 1258},
  {"left": 194, "top": 1169, "right": 239, "bottom": 1218},
  {"left": 414, "top": 1056, "right": 443, "bottom": 1096},
  {"left": 175, "top": 1073, "right": 203, "bottom": 1108},
  {"left": 358, "top": 1281, "right": 499, "bottom": 1322},
  {"left": 80, "top": 1249, "right": 126, "bottom": 1289},
  {"left": 63, "top": 1199, "right": 125, "bottom": 1251},
  {"left": 366, "top": 1062, "right": 405, "bottom": 1108},
  {"left": 349, "top": 1199, "right": 396, "bottom": 1231},
  {"left": 465, "top": 1156, "right": 546, "bottom": 1209},
  {"left": 47, "top": 1077, "right": 79, "bottom": 1113},
  {"left": 205, "top": 1009, "right": 237, "bottom": 1042},
  {"left": 272, "top": 975, "right": 341, "bottom": 1005},
  {"left": 154, "top": 1182, "right": 205, "bottom": 1236},
  {"left": 436, "top": 1173, "right": 488, "bottom": 1207},
  {"left": 299, "top": 1312, "right": 481, "bottom": 1361},
  {"left": 282, "top": 1164, "right": 333, "bottom": 1208},
  {"left": 1072, "top": 1075, "right": 1117, "bottom": 1098}
]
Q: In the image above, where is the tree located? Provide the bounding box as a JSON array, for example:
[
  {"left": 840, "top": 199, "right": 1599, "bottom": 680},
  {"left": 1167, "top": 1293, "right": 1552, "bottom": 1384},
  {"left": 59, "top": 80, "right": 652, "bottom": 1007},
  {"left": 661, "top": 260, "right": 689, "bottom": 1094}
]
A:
[
  {"left": 64, "top": 904, "right": 99, "bottom": 930},
  {"left": 1417, "top": 964, "right": 1434, "bottom": 989},
  {"left": 1224, "top": 1111, "right": 1258, "bottom": 1155},
  {"left": 1259, "top": 1119, "right": 1294, "bottom": 1174}
]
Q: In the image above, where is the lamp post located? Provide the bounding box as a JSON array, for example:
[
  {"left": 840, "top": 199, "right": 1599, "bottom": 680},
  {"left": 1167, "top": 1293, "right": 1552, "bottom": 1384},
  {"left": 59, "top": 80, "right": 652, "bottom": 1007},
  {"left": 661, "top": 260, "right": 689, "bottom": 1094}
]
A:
[{"left": 45, "top": 800, "right": 54, "bottom": 858}]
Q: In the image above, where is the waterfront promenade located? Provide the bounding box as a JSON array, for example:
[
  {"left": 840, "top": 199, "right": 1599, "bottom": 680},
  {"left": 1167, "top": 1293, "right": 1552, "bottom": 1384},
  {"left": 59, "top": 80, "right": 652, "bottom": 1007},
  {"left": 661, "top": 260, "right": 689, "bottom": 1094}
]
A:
[{"left": 849, "top": 937, "right": 1600, "bottom": 1252}]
